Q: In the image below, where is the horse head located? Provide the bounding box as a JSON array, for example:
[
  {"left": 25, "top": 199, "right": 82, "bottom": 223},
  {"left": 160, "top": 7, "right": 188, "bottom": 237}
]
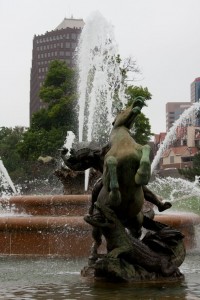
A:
[{"left": 112, "top": 96, "right": 146, "bottom": 129}]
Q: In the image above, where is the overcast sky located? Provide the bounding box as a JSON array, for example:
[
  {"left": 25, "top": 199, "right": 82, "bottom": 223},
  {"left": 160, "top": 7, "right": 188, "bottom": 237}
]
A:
[{"left": 0, "top": 0, "right": 200, "bottom": 134}]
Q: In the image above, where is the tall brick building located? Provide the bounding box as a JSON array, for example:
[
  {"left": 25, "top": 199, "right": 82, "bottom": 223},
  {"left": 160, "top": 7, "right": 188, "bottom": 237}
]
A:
[{"left": 30, "top": 18, "right": 84, "bottom": 121}]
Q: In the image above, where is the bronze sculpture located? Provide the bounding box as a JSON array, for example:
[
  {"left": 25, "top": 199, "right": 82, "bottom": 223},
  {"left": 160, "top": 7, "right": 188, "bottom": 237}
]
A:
[{"left": 61, "top": 97, "right": 185, "bottom": 281}]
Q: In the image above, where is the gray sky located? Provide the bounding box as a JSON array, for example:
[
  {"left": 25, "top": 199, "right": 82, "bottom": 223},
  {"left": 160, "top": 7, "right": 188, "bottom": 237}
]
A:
[{"left": 0, "top": 0, "right": 200, "bottom": 134}]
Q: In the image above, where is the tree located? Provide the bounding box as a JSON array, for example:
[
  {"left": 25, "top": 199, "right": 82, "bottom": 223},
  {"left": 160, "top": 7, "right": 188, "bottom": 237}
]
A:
[
  {"left": 112, "top": 57, "right": 153, "bottom": 145},
  {"left": 39, "top": 60, "right": 75, "bottom": 103},
  {"left": 125, "top": 86, "right": 153, "bottom": 144},
  {"left": 18, "top": 60, "right": 77, "bottom": 163},
  {"left": 17, "top": 128, "right": 66, "bottom": 161},
  {"left": 0, "top": 126, "right": 27, "bottom": 179},
  {"left": 33, "top": 60, "right": 76, "bottom": 131},
  {"left": 132, "top": 113, "right": 152, "bottom": 145},
  {"left": 179, "top": 152, "right": 200, "bottom": 181},
  {"left": 126, "top": 85, "right": 152, "bottom": 104}
]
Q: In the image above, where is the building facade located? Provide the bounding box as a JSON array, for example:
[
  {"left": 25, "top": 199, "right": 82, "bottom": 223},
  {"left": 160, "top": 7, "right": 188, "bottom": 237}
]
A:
[
  {"left": 161, "top": 146, "right": 198, "bottom": 170},
  {"left": 166, "top": 102, "right": 192, "bottom": 131},
  {"left": 30, "top": 18, "right": 84, "bottom": 120},
  {"left": 191, "top": 77, "right": 200, "bottom": 103}
]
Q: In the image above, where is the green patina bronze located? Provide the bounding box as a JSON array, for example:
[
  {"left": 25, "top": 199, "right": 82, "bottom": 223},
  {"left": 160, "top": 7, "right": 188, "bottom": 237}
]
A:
[
  {"left": 99, "top": 97, "right": 151, "bottom": 236},
  {"left": 61, "top": 97, "right": 185, "bottom": 281}
]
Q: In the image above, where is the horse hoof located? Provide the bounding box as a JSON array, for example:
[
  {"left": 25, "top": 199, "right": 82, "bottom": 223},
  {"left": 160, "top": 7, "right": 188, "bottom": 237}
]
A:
[{"left": 158, "top": 202, "right": 172, "bottom": 212}]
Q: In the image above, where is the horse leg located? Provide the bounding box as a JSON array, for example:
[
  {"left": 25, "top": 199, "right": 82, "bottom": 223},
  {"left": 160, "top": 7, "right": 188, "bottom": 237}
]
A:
[
  {"left": 104, "top": 156, "right": 121, "bottom": 208},
  {"left": 142, "top": 185, "right": 172, "bottom": 212},
  {"left": 126, "top": 212, "right": 144, "bottom": 239},
  {"left": 89, "top": 179, "right": 103, "bottom": 215},
  {"left": 88, "top": 227, "right": 102, "bottom": 266},
  {"left": 135, "top": 145, "right": 151, "bottom": 185}
]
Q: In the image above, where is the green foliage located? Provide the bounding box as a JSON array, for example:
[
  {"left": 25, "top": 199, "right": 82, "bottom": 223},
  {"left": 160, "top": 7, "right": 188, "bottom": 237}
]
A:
[
  {"left": 39, "top": 60, "right": 76, "bottom": 103},
  {"left": 17, "top": 127, "right": 66, "bottom": 161},
  {"left": 18, "top": 60, "right": 77, "bottom": 163},
  {"left": 125, "top": 86, "right": 153, "bottom": 144},
  {"left": 30, "top": 109, "right": 51, "bottom": 131},
  {"left": 132, "top": 113, "right": 153, "bottom": 145},
  {"left": 193, "top": 152, "right": 200, "bottom": 167},
  {"left": 0, "top": 126, "right": 27, "bottom": 179},
  {"left": 178, "top": 152, "right": 200, "bottom": 181},
  {"left": 126, "top": 86, "right": 152, "bottom": 105}
]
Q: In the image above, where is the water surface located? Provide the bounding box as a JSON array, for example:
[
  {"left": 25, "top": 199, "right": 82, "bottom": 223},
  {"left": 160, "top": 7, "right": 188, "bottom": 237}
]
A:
[{"left": 0, "top": 252, "right": 199, "bottom": 299}]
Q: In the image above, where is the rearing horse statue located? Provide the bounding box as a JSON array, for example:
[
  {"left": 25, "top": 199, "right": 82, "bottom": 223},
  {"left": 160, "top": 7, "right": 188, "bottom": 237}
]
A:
[{"left": 94, "top": 96, "right": 151, "bottom": 237}]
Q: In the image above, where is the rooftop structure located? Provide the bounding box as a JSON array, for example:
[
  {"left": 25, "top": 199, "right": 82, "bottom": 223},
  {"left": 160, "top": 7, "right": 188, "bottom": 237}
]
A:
[{"left": 55, "top": 18, "right": 84, "bottom": 30}]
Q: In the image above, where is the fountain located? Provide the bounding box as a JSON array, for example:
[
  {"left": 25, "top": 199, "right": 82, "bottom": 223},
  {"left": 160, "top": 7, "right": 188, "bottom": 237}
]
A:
[
  {"left": 0, "top": 159, "right": 17, "bottom": 195},
  {"left": 77, "top": 11, "right": 127, "bottom": 145},
  {"left": 151, "top": 102, "right": 200, "bottom": 173},
  {"left": 0, "top": 10, "right": 200, "bottom": 297}
]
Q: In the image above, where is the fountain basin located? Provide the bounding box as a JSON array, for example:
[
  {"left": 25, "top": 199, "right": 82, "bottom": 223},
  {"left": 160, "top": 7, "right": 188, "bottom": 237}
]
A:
[
  {"left": 0, "top": 195, "right": 90, "bottom": 216},
  {"left": 155, "top": 212, "right": 200, "bottom": 249},
  {"left": 0, "top": 195, "right": 199, "bottom": 256},
  {"left": 0, "top": 215, "right": 93, "bottom": 257}
]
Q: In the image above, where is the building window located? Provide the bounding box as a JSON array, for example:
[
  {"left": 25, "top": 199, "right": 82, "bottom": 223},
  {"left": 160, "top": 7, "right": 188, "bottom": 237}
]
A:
[
  {"left": 66, "top": 51, "right": 71, "bottom": 56},
  {"left": 71, "top": 33, "right": 76, "bottom": 40},
  {"left": 170, "top": 156, "right": 174, "bottom": 163},
  {"left": 66, "top": 42, "right": 70, "bottom": 48},
  {"left": 71, "top": 42, "right": 76, "bottom": 49},
  {"left": 66, "top": 33, "right": 70, "bottom": 39}
]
